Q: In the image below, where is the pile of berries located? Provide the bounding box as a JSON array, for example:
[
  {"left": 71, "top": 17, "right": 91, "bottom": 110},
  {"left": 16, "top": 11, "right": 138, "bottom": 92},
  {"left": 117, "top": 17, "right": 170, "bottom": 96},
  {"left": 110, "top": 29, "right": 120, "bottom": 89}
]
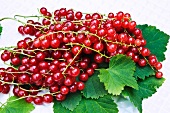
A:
[{"left": 0, "top": 7, "right": 163, "bottom": 105}]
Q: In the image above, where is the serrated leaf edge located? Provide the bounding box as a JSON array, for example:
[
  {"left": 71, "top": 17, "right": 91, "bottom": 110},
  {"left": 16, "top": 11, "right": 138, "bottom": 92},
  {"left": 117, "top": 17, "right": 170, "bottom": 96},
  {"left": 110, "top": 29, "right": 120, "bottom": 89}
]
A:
[
  {"left": 81, "top": 90, "right": 108, "bottom": 99},
  {"left": 60, "top": 94, "right": 82, "bottom": 111}
]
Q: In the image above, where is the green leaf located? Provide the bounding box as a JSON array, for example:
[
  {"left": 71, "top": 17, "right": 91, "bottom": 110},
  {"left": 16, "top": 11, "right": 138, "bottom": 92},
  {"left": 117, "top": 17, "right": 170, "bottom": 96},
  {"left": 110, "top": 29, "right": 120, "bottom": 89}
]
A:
[
  {"left": 99, "top": 54, "right": 138, "bottom": 95},
  {"left": 122, "top": 76, "right": 165, "bottom": 113},
  {"left": 0, "top": 24, "right": 2, "bottom": 35},
  {"left": 61, "top": 91, "right": 82, "bottom": 111},
  {"left": 53, "top": 95, "right": 118, "bottom": 113},
  {"left": 0, "top": 96, "right": 35, "bottom": 113},
  {"left": 137, "top": 24, "right": 170, "bottom": 61},
  {"left": 134, "top": 64, "right": 155, "bottom": 79},
  {"left": 82, "top": 71, "right": 107, "bottom": 99},
  {"left": 53, "top": 101, "right": 71, "bottom": 113}
]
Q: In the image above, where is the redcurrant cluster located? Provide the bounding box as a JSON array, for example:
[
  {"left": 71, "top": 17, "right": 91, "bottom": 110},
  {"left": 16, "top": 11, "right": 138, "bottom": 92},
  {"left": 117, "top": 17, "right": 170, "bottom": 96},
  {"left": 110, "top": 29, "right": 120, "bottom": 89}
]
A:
[{"left": 0, "top": 7, "right": 163, "bottom": 105}]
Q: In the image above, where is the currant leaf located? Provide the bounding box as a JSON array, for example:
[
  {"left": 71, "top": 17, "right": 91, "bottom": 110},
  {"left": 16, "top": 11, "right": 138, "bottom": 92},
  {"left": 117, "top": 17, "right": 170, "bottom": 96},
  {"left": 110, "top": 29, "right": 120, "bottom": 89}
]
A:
[
  {"left": 82, "top": 71, "right": 108, "bottom": 99},
  {"left": 0, "top": 96, "right": 35, "bottom": 113},
  {"left": 0, "top": 24, "right": 2, "bottom": 35},
  {"left": 122, "top": 76, "right": 165, "bottom": 113},
  {"left": 137, "top": 24, "right": 170, "bottom": 62},
  {"left": 53, "top": 100, "right": 71, "bottom": 113},
  {"left": 134, "top": 64, "right": 155, "bottom": 79},
  {"left": 53, "top": 95, "right": 118, "bottom": 113},
  {"left": 99, "top": 54, "right": 138, "bottom": 95},
  {"left": 61, "top": 91, "right": 82, "bottom": 111}
]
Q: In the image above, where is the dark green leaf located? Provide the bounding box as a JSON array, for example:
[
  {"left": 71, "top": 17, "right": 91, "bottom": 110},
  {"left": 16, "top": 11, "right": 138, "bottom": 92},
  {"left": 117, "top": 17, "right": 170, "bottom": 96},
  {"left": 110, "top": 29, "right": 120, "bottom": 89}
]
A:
[
  {"left": 53, "top": 101, "right": 71, "bottom": 113},
  {"left": 61, "top": 91, "right": 82, "bottom": 111},
  {"left": 134, "top": 64, "right": 155, "bottom": 79},
  {"left": 137, "top": 24, "right": 170, "bottom": 61},
  {"left": 99, "top": 54, "right": 138, "bottom": 95},
  {"left": 53, "top": 95, "right": 118, "bottom": 113},
  {"left": 0, "top": 96, "right": 35, "bottom": 113},
  {"left": 0, "top": 24, "right": 2, "bottom": 35},
  {"left": 122, "top": 76, "right": 165, "bottom": 113},
  {"left": 82, "top": 71, "right": 107, "bottom": 99}
]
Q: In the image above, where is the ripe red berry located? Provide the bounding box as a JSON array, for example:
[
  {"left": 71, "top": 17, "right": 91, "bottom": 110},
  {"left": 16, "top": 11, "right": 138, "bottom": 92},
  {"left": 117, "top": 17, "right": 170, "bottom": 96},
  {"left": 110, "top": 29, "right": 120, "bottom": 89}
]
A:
[
  {"left": 141, "top": 48, "right": 150, "bottom": 56},
  {"left": 56, "top": 93, "right": 66, "bottom": 101},
  {"left": 43, "top": 94, "right": 53, "bottom": 103},
  {"left": 11, "top": 57, "right": 21, "bottom": 65},
  {"left": 138, "top": 59, "right": 147, "bottom": 67},
  {"left": 33, "top": 96, "right": 43, "bottom": 105},
  {"left": 71, "top": 46, "right": 82, "bottom": 55},
  {"left": 75, "top": 11, "right": 83, "bottom": 20},
  {"left": 77, "top": 81, "right": 85, "bottom": 90},
  {"left": 60, "top": 86, "right": 69, "bottom": 95},
  {"left": 154, "top": 62, "right": 162, "bottom": 70},
  {"left": 40, "top": 7, "right": 47, "bottom": 15},
  {"left": 71, "top": 67, "right": 80, "bottom": 77},
  {"left": 93, "top": 42, "right": 104, "bottom": 52},
  {"left": 50, "top": 38, "right": 60, "bottom": 48},
  {"left": 1, "top": 52, "right": 10, "bottom": 61},
  {"left": 107, "top": 43, "right": 117, "bottom": 53},
  {"left": 155, "top": 71, "right": 163, "bottom": 78},
  {"left": 79, "top": 73, "right": 89, "bottom": 81},
  {"left": 128, "top": 21, "right": 136, "bottom": 29}
]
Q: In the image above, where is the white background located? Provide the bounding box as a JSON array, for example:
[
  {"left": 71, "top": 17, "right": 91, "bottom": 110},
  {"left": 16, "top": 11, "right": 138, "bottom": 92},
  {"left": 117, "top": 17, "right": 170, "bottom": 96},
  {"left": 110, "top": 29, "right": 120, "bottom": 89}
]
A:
[{"left": 0, "top": 0, "right": 170, "bottom": 113}]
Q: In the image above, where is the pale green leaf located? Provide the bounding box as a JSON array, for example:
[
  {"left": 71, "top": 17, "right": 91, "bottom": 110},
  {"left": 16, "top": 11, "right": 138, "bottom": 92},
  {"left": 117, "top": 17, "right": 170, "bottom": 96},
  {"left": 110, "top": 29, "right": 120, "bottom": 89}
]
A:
[
  {"left": 99, "top": 54, "right": 138, "bottom": 95},
  {"left": 0, "top": 96, "right": 35, "bottom": 113}
]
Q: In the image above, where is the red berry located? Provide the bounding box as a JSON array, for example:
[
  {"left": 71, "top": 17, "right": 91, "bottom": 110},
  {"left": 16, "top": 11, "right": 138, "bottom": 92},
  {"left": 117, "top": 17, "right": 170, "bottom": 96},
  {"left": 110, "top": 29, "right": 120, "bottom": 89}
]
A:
[
  {"left": 35, "top": 52, "right": 45, "bottom": 61},
  {"left": 71, "top": 67, "right": 80, "bottom": 77},
  {"left": 40, "top": 7, "right": 47, "bottom": 15},
  {"left": 33, "top": 96, "right": 43, "bottom": 105},
  {"left": 1, "top": 52, "right": 10, "bottom": 61},
  {"left": 25, "top": 97, "right": 33, "bottom": 103},
  {"left": 141, "top": 48, "right": 150, "bottom": 56},
  {"left": 138, "top": 59, "right": 147, "bottom": 67},
  {"left": 155, "top": 71, "right": 163, "bottom": 78},
  {"left": 11, "top": 57, "right": 21, "bottom": 65},
  {"left": 75, "top": 11, "right": 83, "bottom": 20},
  {"left": 53, "top": 72, "right": 64, "bottom": 82},
  {"left": 77, "top": 81, "right": 85, "bottom": 90},
  {"left": 60, "top": 86, "right": 69, "bottom": 95},
  {"left": 79, "top": 73, "right": 89, "bottom": 81},
  {"left": 49, "top": 85, "right": 59, "bottom": 93},
  {"left": 43, "top": 94, "right": 53, "bottom": 103},
  {"left": 94, "top": 54, "right": 104, "bottom": 63},
  {"left": 17, "top": 40, "right": 28, "bottom": 49},
  {"left": 107, "top": 43, "right": 117, "bottom": 53},
  {"left": 128, "top": 21, "right": 136, "bottom": 29},
  {"left": 154, "top": 62, "right": 162, "bottom": 70},
  {"left": 71, "top": 46, "right": 82, "bottom": 55},
  {"left": 64, "top": 76, "right": 74, "bottom": 86},
  {"left": 56, "top": 93, "right": 66, "bottom": 101},
  {"left": 50, "top": 38, "right": 60, "bottom": 48},
  {"left": 93, "top": 42, "right": 104, "bottom": 52}
]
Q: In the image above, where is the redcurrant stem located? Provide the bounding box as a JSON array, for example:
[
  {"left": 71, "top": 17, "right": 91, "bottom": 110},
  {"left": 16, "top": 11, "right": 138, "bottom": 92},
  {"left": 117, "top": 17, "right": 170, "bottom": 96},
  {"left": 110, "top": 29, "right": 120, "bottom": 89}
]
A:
[
  {"left": 39, "top": 30, "right": 133, "bottom": 48},
  {"left": 136, "top": 47, "right": 156, "bottom": 71},
  {"left": 4, "top": 71, "right": 32, "bottom": 75},
  {"left": 19, "top": 87, "right": 46, "bottom": 92},
  {"left": 62, "top": 46, "right": 83, "bottom": 75},
  {"left": 0, "top": 46, "right": 17, "bottom": 51},
  {"left": 14, "top": 15, "right": 43, "bottom": 19},
  {"left": 0, "top": 17, "right": 25, "bottom": 25},
  {"left": 3, "top": 62, "right": 18, "bottom": 70},
  {"left": 66, "top": 42, "right": 111, "bottom": 59},
  {"left": 0, "top": 79, "right": 22, "bottom": 85}
]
